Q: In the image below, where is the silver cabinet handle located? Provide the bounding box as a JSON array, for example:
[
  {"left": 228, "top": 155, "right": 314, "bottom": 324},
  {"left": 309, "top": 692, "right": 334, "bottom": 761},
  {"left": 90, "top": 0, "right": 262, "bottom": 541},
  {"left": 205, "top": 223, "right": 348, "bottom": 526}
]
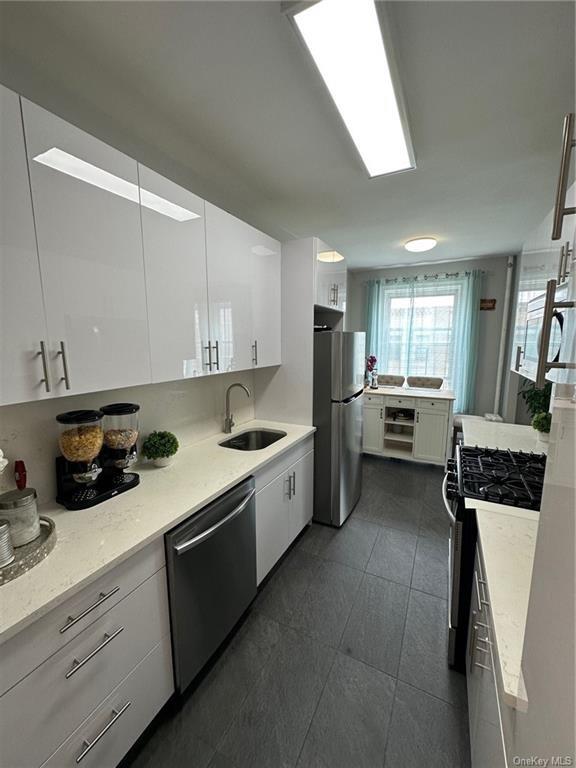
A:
[
  {"left": 60, "top": 586, "right": 120, "bottom": 633},
  {"left": 291, "top": 471, "right": 296, "bottom": 497},
  {"left": 203, "top": 340, "right": 213, "bottom": 371},
  {"left": 37, "top": 340, "right": 51, "bottom": 392},
  {"left": 563, "top": 241, "right": 573, "bottom": 282},
  {"left": 76, "top": 702, "right": 131, "bottom": 763},
  {"left": 58, "top": 340, "right": 71, "bottom": 390},
  {"left": 379, "top": 408, "right": 383, "bottom": 419},
  {"left": 211, "top": 340, "right": 220, "bottom": 371},
  {"left": 552, "top": 113, "right": 576, "bottom": 240},
  {"left": 514, "top": 345, "right": 524, "bottom": 372},
  {"left": 535, "top": 279, "right": 576, "bottom": 387},
  {"left": 474, "top": 570, "right": 490, "bottom": 609},
  {"left": 174, "top": 488, "right": 255, "bottom": 555},
  {"left": 558, "top": 245, "right": 566, "bottom": 284},
  {"left": 66, "top": 626, "right": 124, "bottom": 679},
  {"left": 252, "top": 340, "right": 258, "bottom": 366}
]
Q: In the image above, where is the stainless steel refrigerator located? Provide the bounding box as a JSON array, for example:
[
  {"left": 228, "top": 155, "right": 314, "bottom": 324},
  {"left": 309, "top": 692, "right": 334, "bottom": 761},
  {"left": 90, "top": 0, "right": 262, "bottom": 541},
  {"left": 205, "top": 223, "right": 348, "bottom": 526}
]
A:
[{"left": 313, "top": 331, "right": 365, "bottom": 527}]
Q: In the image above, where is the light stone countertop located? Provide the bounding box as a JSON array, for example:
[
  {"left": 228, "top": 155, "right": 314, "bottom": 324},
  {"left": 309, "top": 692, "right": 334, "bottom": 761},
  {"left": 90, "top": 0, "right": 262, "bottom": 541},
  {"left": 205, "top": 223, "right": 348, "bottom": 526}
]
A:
[
  {"left": 0, "top": 420, "right": 315, "bottom": 643},
  {"left": 461, "top": 416, "right": 545, "bottom": 710},
  {"left": 364, "top": 385, "right": 455, "bottom": 400}
]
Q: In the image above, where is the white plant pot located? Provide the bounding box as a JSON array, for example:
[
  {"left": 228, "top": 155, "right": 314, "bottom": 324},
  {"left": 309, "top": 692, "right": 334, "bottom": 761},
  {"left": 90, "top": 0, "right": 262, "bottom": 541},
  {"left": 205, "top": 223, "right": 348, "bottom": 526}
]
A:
[
  {"left": 535, "top": 431, "right": 549, "bottom": 450},
  {"left": 153, "top": 456, "right": 174, "bottom": 467}
]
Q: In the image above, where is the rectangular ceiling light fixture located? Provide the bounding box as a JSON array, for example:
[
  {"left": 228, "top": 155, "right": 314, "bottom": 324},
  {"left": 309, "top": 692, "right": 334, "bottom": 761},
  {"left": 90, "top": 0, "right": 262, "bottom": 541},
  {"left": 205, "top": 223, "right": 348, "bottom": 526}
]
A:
[
  {"left": 33, "top": 148, "right": 200, "bottom": 221},
  {"left": 293, "top": 0, "right": 414, "bottom": 178}
]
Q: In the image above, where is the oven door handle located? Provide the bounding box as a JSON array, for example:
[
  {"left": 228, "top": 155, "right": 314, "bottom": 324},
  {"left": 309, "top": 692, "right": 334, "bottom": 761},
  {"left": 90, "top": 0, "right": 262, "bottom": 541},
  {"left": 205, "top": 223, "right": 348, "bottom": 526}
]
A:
[
  {"left": 442, "top": 475, "right": 456, "bottom": 526},
  {"left": 173, "top": 488, "right": 255, "bottom": 556}
]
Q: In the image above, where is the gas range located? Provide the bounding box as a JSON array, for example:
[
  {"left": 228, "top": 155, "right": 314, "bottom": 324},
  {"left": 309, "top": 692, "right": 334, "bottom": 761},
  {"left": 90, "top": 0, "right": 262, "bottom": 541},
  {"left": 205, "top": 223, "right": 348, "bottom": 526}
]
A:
[
  {"left": 444, "top": 444, "right": 547, "bottom": 673},
  {"left": 446, "top": 445, "right": 546, "bottom": 511}
]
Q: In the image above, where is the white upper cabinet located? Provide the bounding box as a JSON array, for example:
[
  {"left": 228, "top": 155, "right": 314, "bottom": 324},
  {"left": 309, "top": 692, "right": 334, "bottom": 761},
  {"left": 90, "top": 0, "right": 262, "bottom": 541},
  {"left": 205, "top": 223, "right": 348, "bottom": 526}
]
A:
[
  {"left": 22, "top": 98, "right": 151, "bottom": 396},
  {"left": 138, "top": 166, "right": 210, "bottom": 382},
  {"left": 314, "top": 239, "right": 347, "bottom": 312},
  {"left": 0, "top": 87, "right": 51, "bottom": 406},
  {"left": 251, "top": 228, "right": 281, "bottom": 368}
]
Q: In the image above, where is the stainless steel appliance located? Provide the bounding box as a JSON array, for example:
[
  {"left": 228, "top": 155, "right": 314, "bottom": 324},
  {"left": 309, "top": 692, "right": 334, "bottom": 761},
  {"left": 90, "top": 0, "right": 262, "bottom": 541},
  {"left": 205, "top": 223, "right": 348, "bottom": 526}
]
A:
[
  {"left": 443, "top": 446, "right": 546, "bottom": 672},
  {"left": 165, "top": 477, "right": 256, "bottom": 693},
  {"left": 313, "top": 331, "right": 365, "bottom": 527}
]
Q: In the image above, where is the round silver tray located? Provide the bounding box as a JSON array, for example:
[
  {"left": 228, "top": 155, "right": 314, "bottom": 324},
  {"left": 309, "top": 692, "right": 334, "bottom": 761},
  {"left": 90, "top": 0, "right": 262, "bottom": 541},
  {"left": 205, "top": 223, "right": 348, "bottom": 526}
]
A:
[{"left": 0, "top": 516, "right": 57, "bottom": 586}]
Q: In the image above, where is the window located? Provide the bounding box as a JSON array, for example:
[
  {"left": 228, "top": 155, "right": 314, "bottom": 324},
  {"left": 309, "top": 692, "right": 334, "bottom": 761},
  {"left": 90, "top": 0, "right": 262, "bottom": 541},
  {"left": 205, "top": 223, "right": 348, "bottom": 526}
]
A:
[{"left": 379, "top": 286, "right": 459, "bottom": 390}]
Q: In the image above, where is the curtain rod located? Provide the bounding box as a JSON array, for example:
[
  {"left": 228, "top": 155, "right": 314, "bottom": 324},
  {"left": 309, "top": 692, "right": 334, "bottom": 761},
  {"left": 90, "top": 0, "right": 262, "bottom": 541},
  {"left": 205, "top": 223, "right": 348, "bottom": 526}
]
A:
[{"left": 367, "top": 269, "right": 485, "bottom": 285}]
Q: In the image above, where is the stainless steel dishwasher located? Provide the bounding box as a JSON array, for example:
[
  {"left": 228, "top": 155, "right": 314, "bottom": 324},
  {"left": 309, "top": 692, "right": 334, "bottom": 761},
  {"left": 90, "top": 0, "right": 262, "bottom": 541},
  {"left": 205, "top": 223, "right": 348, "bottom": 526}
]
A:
[{"left": 165, "top": 477, "right": 256, "bottom": 693}]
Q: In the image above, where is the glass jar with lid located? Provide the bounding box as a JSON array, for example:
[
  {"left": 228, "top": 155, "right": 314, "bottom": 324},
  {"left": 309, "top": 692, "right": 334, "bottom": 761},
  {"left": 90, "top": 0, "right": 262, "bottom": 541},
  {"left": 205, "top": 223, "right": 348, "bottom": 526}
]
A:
[
  {"left": 100, "top": 403, "right": 140, "bottom": 468},
  {"left": 0, "top": 488, "right": 40, "bottom": 546},
  {"left": 56, "top": 410, "right": 104, "bottom": 483}
]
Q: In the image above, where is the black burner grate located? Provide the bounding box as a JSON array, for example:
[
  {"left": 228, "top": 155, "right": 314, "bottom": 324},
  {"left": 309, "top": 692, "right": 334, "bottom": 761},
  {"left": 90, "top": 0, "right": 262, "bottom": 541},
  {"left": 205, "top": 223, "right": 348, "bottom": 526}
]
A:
[{"left": 457, "top": 446, "right": 546, "bottom": 510}]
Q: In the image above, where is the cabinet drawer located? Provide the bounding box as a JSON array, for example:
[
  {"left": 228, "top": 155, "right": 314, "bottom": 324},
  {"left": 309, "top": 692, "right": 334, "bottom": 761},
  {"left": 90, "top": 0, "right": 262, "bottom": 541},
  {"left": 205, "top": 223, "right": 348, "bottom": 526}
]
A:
[
  {"left": 416, "top": 398, "right": 450, "bottom": 412},
  {"left": 385, "top": 396, "right": 415, "bottom": 408},
  {"left": 40, "top": 637, "right": 173, "bottom": 768},
  {"left": 363, "top": 393, "right": 383, "bottom": 406},
  {"left": 255, "top": 436, "right": 314, "bottom": 492},
  {"left": 0, "top": 569, "right": 169, "bottom": 768},
  {"left": 0, "top": 539, "right": 165, "bottom": 696}
]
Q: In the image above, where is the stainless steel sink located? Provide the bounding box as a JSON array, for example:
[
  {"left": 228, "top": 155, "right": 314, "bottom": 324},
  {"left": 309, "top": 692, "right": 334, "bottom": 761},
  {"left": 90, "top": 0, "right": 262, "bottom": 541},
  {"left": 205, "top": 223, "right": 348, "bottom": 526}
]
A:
[{"left": 219, "top": 429, "right": 287, "bottom": 451}]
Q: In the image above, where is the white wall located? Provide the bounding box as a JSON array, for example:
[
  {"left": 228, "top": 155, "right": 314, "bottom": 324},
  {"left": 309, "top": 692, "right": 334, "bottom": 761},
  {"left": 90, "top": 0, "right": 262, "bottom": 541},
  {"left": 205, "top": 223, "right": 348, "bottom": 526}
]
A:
[
  {"left": 0, "top": 371, "right": 255, "bottom": 505},
  {"left": 346, "top": 254, "right": 511, "bottom": 416}
]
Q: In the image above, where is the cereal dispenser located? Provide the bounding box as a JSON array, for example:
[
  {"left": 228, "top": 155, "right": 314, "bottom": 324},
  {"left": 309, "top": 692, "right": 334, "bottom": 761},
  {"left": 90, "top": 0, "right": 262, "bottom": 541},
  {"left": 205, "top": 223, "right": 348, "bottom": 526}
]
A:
[{"left": 55, "top": 406, "right": 140, "bottom": 510}]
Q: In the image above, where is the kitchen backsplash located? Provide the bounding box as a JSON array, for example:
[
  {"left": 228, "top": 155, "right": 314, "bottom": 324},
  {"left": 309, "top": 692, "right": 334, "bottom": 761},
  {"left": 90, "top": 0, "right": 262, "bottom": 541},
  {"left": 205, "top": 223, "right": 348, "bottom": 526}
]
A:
[{"left": 0, "top": 371, "right": 255, "bottom": 504}]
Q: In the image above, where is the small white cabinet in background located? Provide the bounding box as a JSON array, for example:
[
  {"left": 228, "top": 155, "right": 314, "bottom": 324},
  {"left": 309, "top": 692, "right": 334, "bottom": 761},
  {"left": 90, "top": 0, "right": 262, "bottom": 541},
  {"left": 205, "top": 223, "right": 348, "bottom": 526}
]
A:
[
  {"left": 139, "top": 165, "right": 210, "bottom": 382},
  {"left": 314, "top": 239, "right": 347, "bottom": 312},
  {"left": 413, "top": 408, "right": 448, "bottom": 464},
  {"left": 255, "top": 448, "right": 314, "bottom": 584},
  {"left": 362, "top": 398, "right": 384, "bottom": 453},
  {"left": 0, "top": 85, "right": 51, "bottom": 406},
  {"left": 22, "top": 98, "right": 152, "bottom": 396}
]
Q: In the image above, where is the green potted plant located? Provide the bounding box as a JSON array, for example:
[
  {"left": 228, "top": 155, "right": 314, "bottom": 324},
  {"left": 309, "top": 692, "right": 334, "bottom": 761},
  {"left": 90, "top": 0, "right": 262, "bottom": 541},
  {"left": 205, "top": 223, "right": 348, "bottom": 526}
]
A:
[
  {"left": 141, "top": 430, "right": 179, "bottom": 467},
  {"left": 519, "top": 380, "right": 551, "bottom": 420},
  {"left": 531, "top": 411, "right": 552, "bottom": 444}
]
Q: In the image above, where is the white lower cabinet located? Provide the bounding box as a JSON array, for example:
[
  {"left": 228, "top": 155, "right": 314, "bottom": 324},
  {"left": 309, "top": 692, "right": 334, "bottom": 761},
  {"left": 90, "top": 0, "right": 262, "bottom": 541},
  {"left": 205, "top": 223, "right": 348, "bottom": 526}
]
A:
[
  {"left": 467, "top": 546, "right": 507, "bottom": 768},
  {"left": 363, "top": 403, "right": 384, "bottom": 453},
  {"left": 41, "top": 638, "right": 173, "bottom": 768},
  {"left": 0, "top": 543, "right": 173, "bottom": 768},
  {"left": 255, "top": 448, "right": 314, "bottom": 585},
  {"left": 413, "top": 409, "right": 448, "bottom": 464}
]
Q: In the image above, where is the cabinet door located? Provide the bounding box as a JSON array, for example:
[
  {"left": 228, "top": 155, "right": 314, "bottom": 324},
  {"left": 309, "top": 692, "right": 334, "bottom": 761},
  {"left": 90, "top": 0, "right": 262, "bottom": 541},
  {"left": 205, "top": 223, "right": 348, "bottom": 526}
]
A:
[
  {"left": 289, "top": 451, "right": 314, "bottom": 542},
  {"left": 315, "top": 262, "right": 347, "bottom": 309},
  {"left": 251, "top": 230, "right": 281, "bottom": 368},
  {"left": 139, "top": 166, "right": 210, "bottom": 382},
  {"left": 0, "top": 87, "right": 51, "bottom": 405},
  {"left": 413, "top": 410, "right": 447, "bottom": 464},
  {"left": 255, "top": 472, "right": 291, "bottom": 585},
  {"left": 205, "top": 202, "right": 254, "bottom": 373},
  {"left": 22, "top": 99, "right": 151, "bottom": 396},
  {"left": 363, "top": 405, "right": 384, "bottom": 453}
]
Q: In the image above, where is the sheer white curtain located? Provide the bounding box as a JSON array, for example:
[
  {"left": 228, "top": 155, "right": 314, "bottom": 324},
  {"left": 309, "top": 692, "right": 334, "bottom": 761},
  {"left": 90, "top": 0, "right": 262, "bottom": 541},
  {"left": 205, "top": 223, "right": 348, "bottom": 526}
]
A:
[{"left": 365, "top": 271, "right": 483, "bottom": 412}]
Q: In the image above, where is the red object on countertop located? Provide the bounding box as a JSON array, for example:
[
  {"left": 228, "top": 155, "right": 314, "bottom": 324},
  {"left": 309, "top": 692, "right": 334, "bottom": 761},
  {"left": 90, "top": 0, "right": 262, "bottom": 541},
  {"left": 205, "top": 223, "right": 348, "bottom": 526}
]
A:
[{"left": 14, "top": 460, "right": 27, "bottom": 490}]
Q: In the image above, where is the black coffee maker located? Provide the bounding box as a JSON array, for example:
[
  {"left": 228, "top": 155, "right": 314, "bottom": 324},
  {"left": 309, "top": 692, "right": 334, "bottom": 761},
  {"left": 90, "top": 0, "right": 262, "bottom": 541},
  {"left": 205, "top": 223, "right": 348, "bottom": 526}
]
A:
[{"left": 56, "top": 404, "right": 140, "bottom": 510}]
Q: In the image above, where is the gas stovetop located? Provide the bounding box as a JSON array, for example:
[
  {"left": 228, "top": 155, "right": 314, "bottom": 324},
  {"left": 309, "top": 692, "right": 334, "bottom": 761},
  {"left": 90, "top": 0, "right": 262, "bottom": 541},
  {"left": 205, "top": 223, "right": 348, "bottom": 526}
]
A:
[{"left": 447, "top": 446, "right": 546, "bottom": 510}]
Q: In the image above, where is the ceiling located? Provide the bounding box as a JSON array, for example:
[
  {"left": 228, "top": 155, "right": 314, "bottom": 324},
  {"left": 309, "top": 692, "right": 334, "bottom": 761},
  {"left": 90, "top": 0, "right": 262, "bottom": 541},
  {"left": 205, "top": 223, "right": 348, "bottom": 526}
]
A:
[{"left": 1, "top": 1, "right": 574, "bottom": 268}]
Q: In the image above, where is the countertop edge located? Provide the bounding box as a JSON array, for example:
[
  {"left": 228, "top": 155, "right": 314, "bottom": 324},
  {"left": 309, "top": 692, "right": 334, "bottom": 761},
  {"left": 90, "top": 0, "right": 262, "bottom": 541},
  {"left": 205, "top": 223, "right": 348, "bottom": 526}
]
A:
[{"left": 0, "top": 421, "right": 316, "bottom": 644}]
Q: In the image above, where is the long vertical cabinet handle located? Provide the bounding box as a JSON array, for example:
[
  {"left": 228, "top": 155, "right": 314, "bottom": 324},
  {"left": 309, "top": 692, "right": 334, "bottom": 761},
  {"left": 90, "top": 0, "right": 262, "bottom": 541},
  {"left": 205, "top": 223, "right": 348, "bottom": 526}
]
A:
[
  {"left": 291, "top": 471, "right": 296, "bottom": 497},
  {"left": 514, "top": 345, "right": 523, "bottom": 372},
  {"left": 552, "top": 113, "right": 576, "bottom": 240},
  {"left": 558, "top": 245, "right": 566, "bottom": 284},
  {"left": 563, "top": 241, "right": 573, "bottom": 282},
  {"left": 252, "top": 340, "right": 258, "bottom": 366},
  {"left": 211, "top": 341, "right": 220, "bottom": 371},
  {"left": 203, "top": 340, "right": 213, "bottom": 372},
  {"left": 58, "top": 340, "right": 72, "bottom": 390},
  {"left": 286, "top": 474, "right": 292, "bottom": 500},
  {"left": 38, "top": 341, "right": 51, "bottom": 392}
]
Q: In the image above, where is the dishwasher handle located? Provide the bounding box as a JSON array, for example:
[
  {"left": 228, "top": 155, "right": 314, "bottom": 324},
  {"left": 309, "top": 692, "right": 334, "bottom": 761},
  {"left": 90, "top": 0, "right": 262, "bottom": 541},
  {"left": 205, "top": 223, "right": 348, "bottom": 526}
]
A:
[{"left": 173, "top": 488, "right": 256, "bottom": 556}]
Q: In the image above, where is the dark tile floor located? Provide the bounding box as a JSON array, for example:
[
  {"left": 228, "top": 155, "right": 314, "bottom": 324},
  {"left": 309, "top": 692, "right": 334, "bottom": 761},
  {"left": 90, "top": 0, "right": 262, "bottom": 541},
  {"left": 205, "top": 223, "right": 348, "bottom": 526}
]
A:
[{"left": 122, "top": 456, "right": 470, "bottom": 768}]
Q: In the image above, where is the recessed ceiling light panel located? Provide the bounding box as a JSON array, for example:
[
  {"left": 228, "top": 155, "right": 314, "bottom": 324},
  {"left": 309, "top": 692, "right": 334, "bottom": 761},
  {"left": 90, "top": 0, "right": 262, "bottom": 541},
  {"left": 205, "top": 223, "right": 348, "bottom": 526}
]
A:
[
  {"left": 404, "top": 237, "right": 438, "bottom": 253},
  {"left": 294, "top": 0, "right": 414, "bottom": 178},
  {"left": 33, "top": 148, "right": 200, "bottom": 221}
]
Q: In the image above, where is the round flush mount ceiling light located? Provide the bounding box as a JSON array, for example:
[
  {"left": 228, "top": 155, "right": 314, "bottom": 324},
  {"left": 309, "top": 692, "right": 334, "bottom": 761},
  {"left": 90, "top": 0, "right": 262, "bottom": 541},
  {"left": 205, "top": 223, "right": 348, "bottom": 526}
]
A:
[
  {"left": 404, "top": 237, "right": 438, "bottom": 253},
  {"left": 317, "top": 250, "right": 345, "bottom": 263}
]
